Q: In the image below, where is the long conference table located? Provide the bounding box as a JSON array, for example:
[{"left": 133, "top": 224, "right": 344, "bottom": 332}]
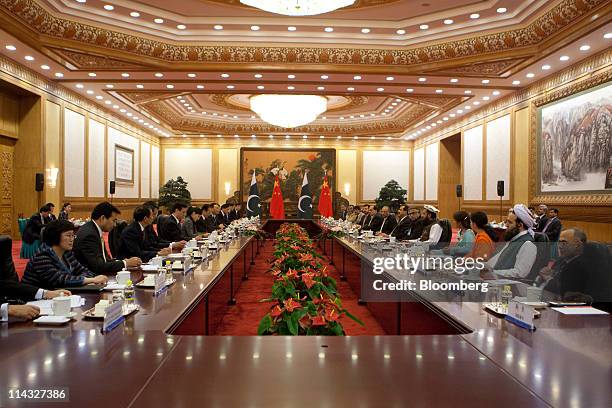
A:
[{"left": 1, "top": 220, "right": 610, "bottom": 407}]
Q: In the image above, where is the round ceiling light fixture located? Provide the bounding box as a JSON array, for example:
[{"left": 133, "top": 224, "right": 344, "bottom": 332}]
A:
[
  {"left": 239, "top": 0, "right": 355, "bottom": 16},
  {"left": 250, "top": 94, "right": 327, "bottom": 128}
]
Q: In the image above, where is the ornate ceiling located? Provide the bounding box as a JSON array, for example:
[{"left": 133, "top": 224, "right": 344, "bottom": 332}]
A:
[{"left": 0, "top": 0, "right": 609, "bottom": 139}]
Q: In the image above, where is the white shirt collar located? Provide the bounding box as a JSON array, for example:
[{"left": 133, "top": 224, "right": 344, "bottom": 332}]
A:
[
  {"left": 138, "top": 222, "right": 145, "bottom": 231},
  {"left": 172, "top": 214, "right": 180, "bottom": 224},
  {"left": 93, "top": 220, "right": 104, "bottom": 237}
]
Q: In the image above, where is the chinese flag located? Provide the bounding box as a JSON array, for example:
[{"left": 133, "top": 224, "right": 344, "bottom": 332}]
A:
[
  {"left": 318, "top": 175, "right": 333, "bottom": 218},
  {"left": 269, "top": 175, "right": 285, "bottom": 219}
]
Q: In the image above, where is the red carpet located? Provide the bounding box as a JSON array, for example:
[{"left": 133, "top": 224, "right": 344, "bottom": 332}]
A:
[{"left": 216, "top": 240, "right": 386, "bottom": 336}]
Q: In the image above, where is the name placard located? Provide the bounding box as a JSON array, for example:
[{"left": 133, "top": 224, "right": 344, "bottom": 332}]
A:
[
  {"left": 505, "top": 299, "right": 535, "bottom": 331},
  {"left": 102, "top": 300, "right": 124, "bottom": 333},
  {"left": 154, "top": 272, "right": 167, "bottom": 296}
]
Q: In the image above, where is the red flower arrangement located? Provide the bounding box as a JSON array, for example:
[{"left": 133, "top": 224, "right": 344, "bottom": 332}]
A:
[{"left": 258, "top": 223, "right": 363, "bottom": 335}]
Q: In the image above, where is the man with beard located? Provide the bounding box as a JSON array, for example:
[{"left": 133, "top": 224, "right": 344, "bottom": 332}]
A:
[
  {"left": 404, "top": 207, "right": 424, "bottom": 241},
  {"left": 358, "top": 205, "right": 370, "bottom": 227},
  {"left": 534, "top": 204, "right": 548, "bottom": 232},
  {"left": 409, "top": 205, "right": 442, "bottom": 245},
  {"left": 485, "top": 204, "right": 537, "bottom": 279},
  {"left": 380, "top": 205, "right": 411, "bottom": 240}
]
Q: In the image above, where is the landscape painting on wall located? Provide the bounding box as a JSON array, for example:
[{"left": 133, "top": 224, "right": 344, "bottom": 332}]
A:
[
  {"left": 240, "top": 148, "right": 335, "bottom": 212},
  {"left": 539, "top": 82, "right": 612, "bottom": 193}
]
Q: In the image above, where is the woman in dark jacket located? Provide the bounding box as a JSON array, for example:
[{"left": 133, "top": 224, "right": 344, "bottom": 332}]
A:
[{"left": 22, "top": 220, "right": 108, "bottom": 289}]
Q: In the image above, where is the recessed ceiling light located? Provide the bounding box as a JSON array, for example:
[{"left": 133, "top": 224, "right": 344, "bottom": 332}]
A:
[
  {"left": 361, "top": 28, "right": 370, "bottom": 34},
  {"left": 24, "top": 55, "right": 34, "bottom": 61},
  {"left": 86, "top": 90, "right": 94, "bottom": 94},
  {"left": 214, "top": 25, "right": 223, "bottom": 30},
  {"left": 120, "top": 109, "right": 126, "bottom": 113},
  {"left": 177, "top": 24, "right": 187, "bottom": 30},
  {"left": 320, "top": 135, "right": 325, "bottom": 139},
  {"left": 288, "top": 74, "right": 296, "bottom": 79},
  {"left": 324, "top": 27, "right": 334, "bottom": 32},
  {"left": 457, "top": 110, "right": 463, "bottom": 114},
  {"left": 605, "top": 33, "right": 612, "bottom": 39},
  {"left": 579, "top": 44, "right": 591, "bottom": 51},
  {"left": 121, "top": 73, "right": 130, "bottom": 77},
  {"left": 95, "top": 95, "right": 103, "bottom": 100},
  {"left": 113, "top": 105, "right": 119, "bottom": 109},
  {"left": 254, "top": 74, "right": 262, "bottom": 78},
  {"left": 464, "top": 90, "right": 472, "bottom": 94},
  {"left": 418, "top": 77, "right": 427, "bottom": 82},
  {"left": 512, "top": 80, "right": 521, "bottom": 85},
  {"left": 559, "top": 55, "right": 570, "bottom": 61},
  {"left": 103, "top": 5, "right": 114, "bottom": 11},
  {"left": 470, "top": 13, "right": 480, "bottom": 19},
  {"left": 444, "top": 19, "right": 454, "bottom": 25},
  {"left": 396, "top": 29, "right": 406, "bottom": 35},
  {"left": 154, "top": 73, "right": 163, "bottom": 78},
  {"left": 496, "top": 7, "right": 507, "bottom": 13},
  {"left": 435, "top": 89, "right": 443, "bottom": 93},
  {"left": 526, "top": 72, "right": 535, "bottom": 78},
  {"left": 321, "top": 75, "right": 329, "bottom": 80},
  {"left": 76, "top": 0, "right": 86, "bottom": 3},
  {"left": 54, "top": 72, "right": 64, "bottom": 78},
  {"left": 481, "top": 79, "right": 490, "bottom": 84},
  {"left": 449, "top": 113, "right": 455, "bottom": 117},
  {"left": 5, "top": 45, "right": 16, "bottom": 51},
  {"left": 419, "top": 24, "right": 429, "bottom": 30},
  {"left": 464, "top": 106, "right": 471, "bottom": 110},
  {"left": 130, "top": 11, "right": 140, "bottom": 17},
  {"left": 450, "top": 78, "right": 458, "bottom": 83},
  {"left": 166, "top": 84, "right": 174, "bottom": 89},
  {"left": 227, "top": 85, "right": 235, "bottom": 89},
  {"left": 250, "top": 25, "right": 260, "bottom": 31},
  {"left": 377, "top": 87, "right": 384, "bottom": 92},
  {"left": 136, "top": 84, "right": 144, "bottom": 89},
  {"left": 406, "top": 88, "right": 414, "bottom": 93},
  {"left": 105, "top": 84, "right": 114, "bottom": 88},
  {"left": 386, "top": 76, "right": 394, "bottom": 81},
  {"left": 482, "top": 96, "right": 490, "bottom": 101},
  {"left": 40, "top": 64, "right": 50, "bottom": 70},
  {"left": 197, "top": 85, "right": 204, "bottom": 89},
  {"left": 75, "top": 84, "right": 84, "bottom": 89},
  {"left": 88, "top": 72, "right": 97, "bottom": 77},
  {"left": 317, "top": 86, "right": 325, "bottom": 90},
  {"left": 285, "top": 135, "right": 290, "bottom": 139},
  {"left": 353, "top": 75, "right": 362, "bottom": 80},
  {"left": 473, "top": 101, "right": 480, "bottom": 105},
  {"left": 287, "top": 26, "right": 297, "bottom": 31},
  {"left": 221, "top": 73, "right": 230, "bottom": 78},
  {"left": 257, "top": 85, "right": 264, "bottom": 90},
  {"left": 154, "top": 18, "right": 164, "bottom": 24},
  {"left": 541, "top": 64, "right": 551, "bottom": 70},
  {"left": 287, "top": 86, "right": 295, "bottom": 90},
  {"left": 187, "top": 73, "right": 196, "bottom": 78},
  {"left": 347, "top": 87, "right": 355, "bottom": 91},
  {"left": 492, "top": 91, "right": 501, "bottom": 96}
]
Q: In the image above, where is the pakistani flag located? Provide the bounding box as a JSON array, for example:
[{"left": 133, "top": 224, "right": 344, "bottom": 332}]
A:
[
  {"left": 246, "top": 171, "right": 261, "bottom": 218},
  {"left": 298, "top": 172, "right": 313, "bottom": 219}
]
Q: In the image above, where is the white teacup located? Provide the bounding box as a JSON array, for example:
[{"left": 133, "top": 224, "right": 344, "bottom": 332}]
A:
[
  {"left": 389, "top": 236, "right": 396, "bottom": 243},
  {"left": 52, "top": 296, "right": 72, "bottom": 316},
  {"left": 187, "top": 239, "right": 197, "bottom": 248},
  {"left": 116, "top": 270, "right": 131, "bottom": 285},
  {"left": 527, "top": 286, "right": 543, "bottom": 302}
]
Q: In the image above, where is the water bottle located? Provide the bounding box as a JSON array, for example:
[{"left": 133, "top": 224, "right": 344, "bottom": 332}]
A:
[
  {"left": 501, "top": 285, "right": 512, "bottom": 309},
  {"left": 123, "top": 279, "right": 135, "bottom": 307},
  {"left": 165, "top": 260, "right": 173, "bottom": 282}
]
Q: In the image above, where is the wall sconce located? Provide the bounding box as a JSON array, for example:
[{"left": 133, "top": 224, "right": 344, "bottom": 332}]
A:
[
  {"left": 224, "top": 182, "right": 232, "bottom": 196},
  {"left": 344, "top": 182, "right": 351, "bottom": 197},
  {"left": 46, "top": 167, "right": 59, "bottom": 189}
]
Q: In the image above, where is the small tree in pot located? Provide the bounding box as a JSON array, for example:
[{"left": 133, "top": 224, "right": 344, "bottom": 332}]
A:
[{"left": 158, "top": 176, "right": 191, "bottom": 212}]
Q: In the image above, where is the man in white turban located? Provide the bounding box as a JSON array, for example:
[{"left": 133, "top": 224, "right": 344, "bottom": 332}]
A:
[{"left": 485, "top": 204, "right": 537, "bottom": 279}]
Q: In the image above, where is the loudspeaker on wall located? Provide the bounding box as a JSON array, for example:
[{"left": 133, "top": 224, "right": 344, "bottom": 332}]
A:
[
  {"left": 35, "top": 173, "right": 44, "bottom": 192},
  {"left": 109, "top": 181, "right": 116, "bottom": 195},
  {"left": 456, "top": 184, "right": 463, "bottom": 198},
  {"left": 497, "top": 180, "right": 505, "bottom": 197}
]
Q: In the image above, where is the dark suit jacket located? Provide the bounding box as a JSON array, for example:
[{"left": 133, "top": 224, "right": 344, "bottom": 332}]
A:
[
  {"left": 143, "top": 224, "right": 170, "bottom": 251},
  {"left": 378, "top": 215, "right": 397, "bottom": 235},
  {"left": 218, "top": 211, "right": 231, "bottom": 226},
  {"left": 390, "top": 216, "right": 412, "bottom": 239},
  {"left": 228, "top": 209, "right": 241, "bottom": 222},
  {"left": 22, "top": 213, "right": 45, "bottom": 244},
  {"left": 158, "top": 215, "right": 184, "bottom": 242},
  {"left": 542, "top": 217, "right": 562, "bottom": 242},
  {"left": 118, "top": 221, "right": 158, "bottom": 262},
  {"left": 1, "top": 236, "right": 39, "bottom": 304},
  {"left": 360, "top": 214, "right": 371, "bottom": 227},
  {"left": 406, "top": 219, "right": 426, "bottom": 240},
  {"left": 73, "top": 221, "right": 124, "bottom": 275},
  {"left": 363, "top": 214, "right": 383, "bottom": 232},
  {"left": 535, "top": 215, "right": 549, "bottom": 232}
]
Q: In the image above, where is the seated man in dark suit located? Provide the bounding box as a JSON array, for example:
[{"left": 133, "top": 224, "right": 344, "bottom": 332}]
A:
[
  {"left": 22, "top": 205, "right": 51, "bottom": 245},
  {"left": 218, "top": 203, "right": 232, "bottom": 228},
  {"left": 382, "top": 205, "right": 411, "bottom": 240},
  {"left": 73, "top": 202, "right": 142, "bottom": 275},
  {"left": 539, "top": 228, "right": 612, "bottom": 311},
  {"left": 44, "top": 202, "right": 57, "bottom": 222},
  {"left": 376, "top": 206, "right": 397, "bottom": 235},
  {"left": 227, "top": 203, "right": 238, "bottom": 222},
  {"left": 208, "top": 203, "right": 222, "bottom": 230},
  {"left": 119, "top": 207, "right": 171, "bottom": 262},
  {"left": 405, "top": 208, "right": 425, "bottom": 241},
  {"left": 1, "top": 235, "right": 69, "bottom": 321},
  {"left": 362, "top": 206, "right": 383, "bottom": 232},
  {"left": 233, "top": 203, "right": 243, "bottom": 220},
  {"left": 158, "top": 203, "right": 188, "bottom": 242},
  {"left": 142, "top": 202, "right": 185, "bottom": 252}
]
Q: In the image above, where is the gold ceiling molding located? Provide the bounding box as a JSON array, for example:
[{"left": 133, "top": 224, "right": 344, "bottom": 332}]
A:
[
  {"left": 120, "top": 91, "right": 180, "bottom": 104},
  {"left": 425, "top": 57, "right": 528, "bottom": 77},
  {"left": 0, "top": 0, "right": 606, "bottom": 68},
  {"left": 208, "top": 93, "right": 369, "bottom": 112},
  {"left": 205, "top": 0, "right": 401, "bottom": 10},
  {"left": 49, "top": 48, "right": 148, "bottom": 70},
  {"left": 0, "top": 54, "right": 161, "bottom": 143}
]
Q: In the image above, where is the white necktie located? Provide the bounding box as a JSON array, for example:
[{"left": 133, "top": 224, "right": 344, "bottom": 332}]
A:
[{"left": 101, "top": 237, "right": 107, "bottom": 262}]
